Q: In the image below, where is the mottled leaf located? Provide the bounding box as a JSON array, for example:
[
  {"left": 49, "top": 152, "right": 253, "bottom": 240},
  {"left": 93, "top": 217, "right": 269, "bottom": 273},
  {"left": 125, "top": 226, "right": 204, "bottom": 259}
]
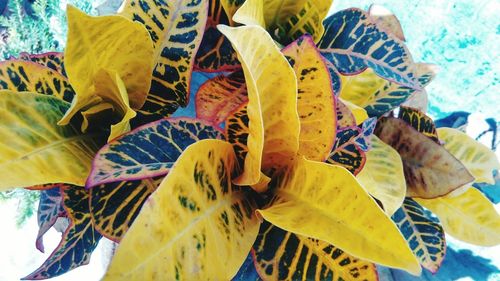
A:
[
  {"left": 376, "top": 117, "right": 474, "bottom": 198},
  {"left": 226, "top": 103, "right": 250, "bottom": 166},
  {"left": 282, "top": 35, "right": 336, "bottom": 161},
  {"left": 195, "top": 71, "right": 247, "bottom": 125},
  {"left": 0, "top": 92, "right": 101, "bottom": 191},
  {"left": 104, "top": 140, "right": 260, "bottom": 280},
  {"left": 252, "top": 221, "right": 378, "bottom": 280},
  {"left": 368, "top": 5, "right": 405, "bottom": 41},
  {"left": 258, "top": 157, "right": 421, "bottom": 275},
  {"left": 335, "top": 98, "right": 357, "bottom": 129},
  {"left": 36, "top": 185, "right": 67, "bottom": 253},
  {"left": 357, "top": 135, "right": 405, "bottom": 215},
  {"left": 319, "top": 9, "right": 419, "bottom": 89},
  {"left": 325, "top": 60, "right": 342, "bottom": 94},
  {"left": 341, "top": 98, "right": 368, "bottom": 125},
  {"left": 23, "top": 185, "right": 102, "bottom": 280},
  {"left": 355, "top": 117, "right": 376, "bottom": 151},
  {"left": 88, "top": 118, "right": 223, "bottom": 187},
  {"left": 219, "top": 25, "right": 300, "bottom": 186},
  {"left": 195, "top": 0, "right": 241, "bottom": 72},
  {"left": 0, "top": 60, "right": 74, "bottom": 102},
  {"left": 392, "top": 198, "right": 446, "bottom": 273},
  {"left": 90, "top": 178, "right": 162, "bottom": 241},
  {"left": 326, "top": 127, "right": 366, "bottom": 175},
  {"left": 59, "top": 6, "right": 154, "bottom": 128},
  {"left": 399, "top": 106, "right": 439, "bottom": 142},
  {"left": 438, "top": 127, "right": 500, "bottom": 184},
  {"left": 19, "top": 52, "right": 66, "bottom": 76},
  {"left": 416, "top": 187, "right": 500, "bottom": 246},
  {"left": 120, "top": 0, "right": 208, "bottom": 114}
]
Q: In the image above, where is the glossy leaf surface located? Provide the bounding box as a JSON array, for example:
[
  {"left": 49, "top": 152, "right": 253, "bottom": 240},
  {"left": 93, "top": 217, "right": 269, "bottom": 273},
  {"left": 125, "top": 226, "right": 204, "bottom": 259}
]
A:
[
  {"left": 258, "top": 157, "right": 421, "bottom": 275},
  {"left": 120, "top": 0, "right": 208, "bottom": 114},
  {"left": 376, "top": 117, "right": 474, "bottom": 198},
  {"left": 319, "top": 9, "right": 419, "bottom": 89},
  {"left": 357, "top": 135, "right": 405, "bottom": 215},
  {"left": 60, "top": 6, "right": 154, "bottom": 126},
  {"left": 438, "top": 127, "right": 499, "bottom": 184},
  {"left": 19, "top": 52, "right": 66, "bottom": 75},
  {"left": 0, "top": 92, "right": 100, "bottom": 191},
  {"left": 195, "top": 71, "right": 247, "bottom": 125},
  {"left": 392, "top": 198, "right": 446, "bottom": 273},
  {"left": 104, "top": 140, "right": 260, "bottom": 280},
  {"left": 88, "top": 118, "right": 223, "bottom": 187},
  {"left": 416, "top": 187, "right": 500, "bottom": 246},
  {"left": 36, "top": 185, "right": 67, "bottom": 253},
  {"left": 252, "top": 221, "right": 378, "bottom": 281},
  {"left": 23, "top": 185, "right": 102, "bottom": 280},
  {"left": 0, "top": 60, "right": 74, "bottom": 102},
  {"left": 219, "top": 25, "right": 300, "bottom": 185},
  {"left": 282, "top": 35, "right": 336, "bottom": 161}
]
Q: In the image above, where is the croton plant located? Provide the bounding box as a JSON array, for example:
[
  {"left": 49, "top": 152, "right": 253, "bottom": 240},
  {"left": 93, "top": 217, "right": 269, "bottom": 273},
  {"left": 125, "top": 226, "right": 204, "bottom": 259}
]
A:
[{"left": 0, "top": 0, "right": 499, "bottom": 280}]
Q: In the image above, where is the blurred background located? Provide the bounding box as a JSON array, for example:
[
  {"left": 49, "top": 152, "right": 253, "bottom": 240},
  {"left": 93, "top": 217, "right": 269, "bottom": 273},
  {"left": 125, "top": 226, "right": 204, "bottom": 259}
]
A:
[{"left": 0, "top": 0, "right": 498, "bottom": 280}]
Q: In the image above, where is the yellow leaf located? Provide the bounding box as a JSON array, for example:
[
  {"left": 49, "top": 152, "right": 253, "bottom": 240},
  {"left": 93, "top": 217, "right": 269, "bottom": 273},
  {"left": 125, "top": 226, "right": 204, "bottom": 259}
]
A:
[
  {"left": 218, "top": 25, "right": 300, "bottom": 186},
  {"left": 258, "top": 157, "right": 421, "bottom": 275},
  {"left": 416, "top": 187, "right": 500, "bottom": 246},
  {"left": 233, "top": 0, "right": 266, "bottom": 27},
  {"left": 340, "top": 98, "right": 368, "bottom": 125},
  {"left": 282, "top": 35, "right": 336, "bottom": 161},
  {"left": 0, "top": 91, "right": 101, "bottom": 191},
  {"left": 438, "top": 127, "right": 499, "bottom": 184},
  {"left": 104, "top": 140, "right": 260, "bottom": 280},
  {"left": 357, "top": 136, "right": 406, "bottom": 216},
  {"left": 59, "top": 6, "right": 153, "bottom": 128}
]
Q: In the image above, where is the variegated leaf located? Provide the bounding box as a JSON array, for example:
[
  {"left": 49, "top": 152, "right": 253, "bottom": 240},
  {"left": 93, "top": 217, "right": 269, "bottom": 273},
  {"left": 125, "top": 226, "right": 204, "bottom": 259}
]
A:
[
  {"left": 120, "top": 0, "right": 208, "bottom": 114},
  {"left": 355, "top": 117, "right": 376, "bottom": 152},
  {"left": 341, "top": 98, "right": 368, "bottom": 125},
  {"left": 335, "top": 98, "right": 357, "bottom": 129},
  {"left": 23, "top": 185, "right": 102, "bottom": 280},
  {"left": 36, "top": 185, "right": 67, "bottom": 253},
  {"left": 226, "top": 103, "right": 250, "bottom": 166},
  {"left": 252, "top": 221, "right": 378, "bottom": 280},
  {"left": 282, "top": 35, "right": 336, "bottom": 161},
  {"left": 195, "top": 0, "right": 241, "bottom": 72},
  {"left": 416, "top": 187, "right": 500, "bottom": 246},
  {"left": 195, "top": 71, "right": 247, "bottom": 125},
  {"left": 19, "top": 52, "right": 66, "bottom": 76},
  {"left": 219, "top": 25, "right": 300, "bottom": 186},
  {"left": 376, "top": 117, "right": 474, "bottom": 198},
  {"left": 90, "top": 178, "right": 162, "bottom": 241},
  {"left": 326, "top": 127, "right": 366, "bottom": 175},
  {"left": 357, "top": 135, "right": 405, "bottom": 215},
  {"left": 0, "top": 60, "right": 74, "bottom": 102},
  {"left": 318, "top": 8, "right": 419, "bottom": 89},
  {"left": 392, "top": 198, "right": 445, "bottom": 273},
  {"left": 59, "top": 6, "right": 154, "bottom": 128},
  {"left": 368, "top": 5, "right": 405, "bottom": 41},
  {"left": 87, "top": 118, "right": 223, "bottom": 187},
  {"left": 325, "top": 60, "right": 342, "bottom": 95},
  {"left": 0, "top": 92, "right": 102, "bottom": 191},
  {"left": 104, "top": 140, "right": 260, "bottom": 280},
  {"left": 258, "top": 157, "right": 421, "bottom": 275},
  {"left": 438, "top": 127, "right": 500, "bottom": 184},
  {"left": 398, "top": 106, "right": 438, "bottom": 142}
]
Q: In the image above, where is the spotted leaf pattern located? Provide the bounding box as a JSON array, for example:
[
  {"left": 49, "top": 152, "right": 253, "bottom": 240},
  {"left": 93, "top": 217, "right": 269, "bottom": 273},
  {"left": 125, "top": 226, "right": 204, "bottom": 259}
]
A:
[
  {"left": 399, "top": 106, "right": 439, "bottom": 142},
  {"left": 392, "top": 198, "right": 446, "bottom": 273},
  {"left": 120, "top": 0, "right": 208, "bottom": 115},
  {"left": 0, "top": 92, "right": 102, "bottom": 191},
  {"left": 326, "top": 127, "right": 366, "bottom": 175},
  {"left": 195, "top": 0, "right": 241, "bottom": 72},
  {"left": 258, "top": 157, "right": 421, "bottom": 274},
  {"left": 376, "top": 117, "right": 474, "bottom": 198},
  {"left": 35, "top": 185, "right": 67, "bottom": 253},
  {"left": 104, "top": 140, "right": 260, "bottom": 280},
  {"left": 19, "top": 52, "right": 66, "bottom": 76},
  {"left": 90, "top": 178, "right": 162, "bottom": 241},
  {"left": 318, "top": 8, "right": 419, "bottom": 89},
  {"left": 335, "top": 98, "right": 357, "bottom": 129},
  {"left": 416, "top": 187, "right": 500, "bottom": 246},
  {"left": 0, "top": 60, "right": 74, "bottom": 102},
  {"left": 219, "top": 25, "right": 300, "bottom": 186},
  {"left": 195, "top": 71, "right": 247, "bottom": 125},
  {"left": 87, "top": 118, "right": 223, "bottom": 187},
  {"left": 252, "top": 221, "right": 378, "bottom": 281},
  {"left": 282, "top": 35, "right": 336, "bottom": 162},
  {"left": 23, "top": 185, "right": 102, "bottom": 280}
]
